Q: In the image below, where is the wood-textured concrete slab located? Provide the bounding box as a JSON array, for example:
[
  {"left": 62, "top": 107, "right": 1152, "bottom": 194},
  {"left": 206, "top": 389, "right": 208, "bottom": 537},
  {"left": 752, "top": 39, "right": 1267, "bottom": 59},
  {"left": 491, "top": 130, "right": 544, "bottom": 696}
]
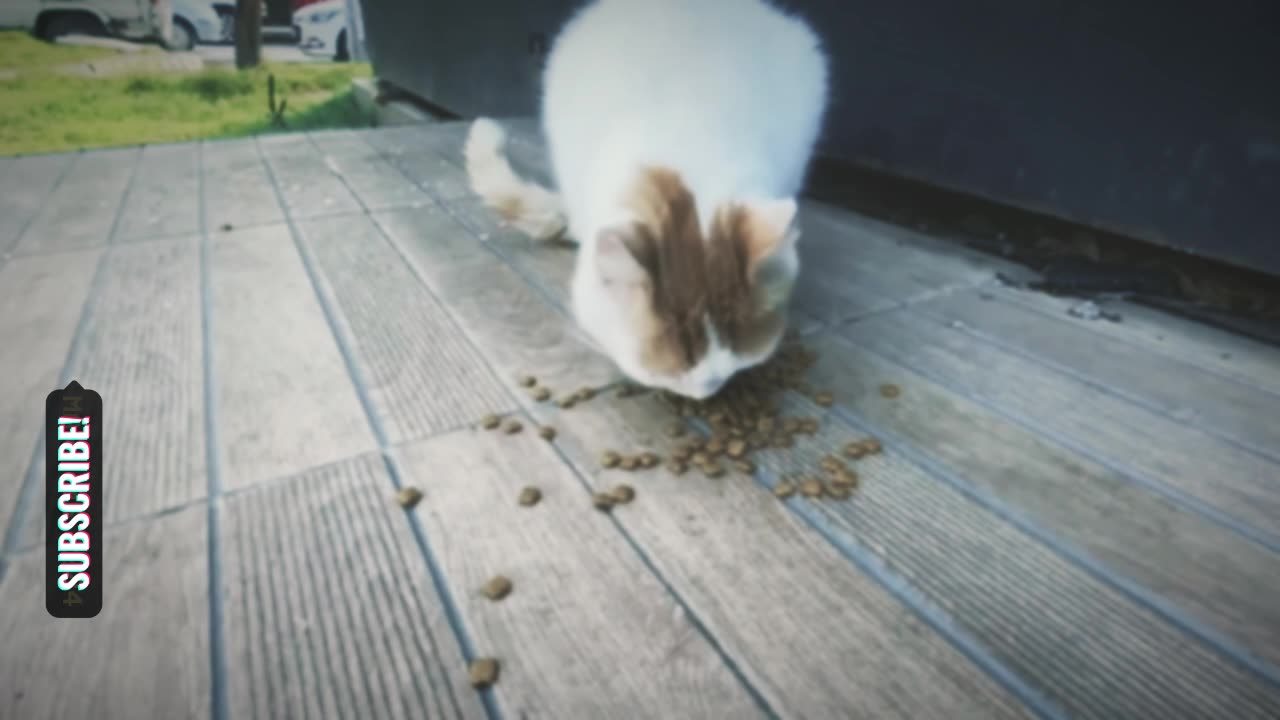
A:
[{"left": 3, "top": 122, "right": 1279, "bottom": 719}]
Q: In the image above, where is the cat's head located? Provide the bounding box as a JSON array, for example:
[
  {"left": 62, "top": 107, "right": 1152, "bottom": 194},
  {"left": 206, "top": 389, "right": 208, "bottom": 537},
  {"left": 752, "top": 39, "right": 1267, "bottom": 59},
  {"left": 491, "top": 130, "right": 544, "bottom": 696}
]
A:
[{"left": 572, "top": 167, "right": 800, "bottom": 400}]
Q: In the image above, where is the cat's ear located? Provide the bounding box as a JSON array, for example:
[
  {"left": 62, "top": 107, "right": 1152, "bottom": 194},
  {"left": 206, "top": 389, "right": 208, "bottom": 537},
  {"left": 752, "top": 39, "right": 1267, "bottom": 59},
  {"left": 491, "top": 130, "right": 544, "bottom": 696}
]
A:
[
  {"left": 739, "top": 197, "right": 799, "bottom": 273},
  {"left": 594, "top": 225, "right": 651, "bottom": 286},
  {"left": 737, "top": 198, "right": 800, "bottom": 311}
]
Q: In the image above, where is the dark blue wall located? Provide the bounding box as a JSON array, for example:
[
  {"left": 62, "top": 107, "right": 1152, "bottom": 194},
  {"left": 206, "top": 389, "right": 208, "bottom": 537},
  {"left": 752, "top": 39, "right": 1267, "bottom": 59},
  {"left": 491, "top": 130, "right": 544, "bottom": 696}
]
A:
[{"left": 361, "top": 0, "right": 1280, "bottom": 276}]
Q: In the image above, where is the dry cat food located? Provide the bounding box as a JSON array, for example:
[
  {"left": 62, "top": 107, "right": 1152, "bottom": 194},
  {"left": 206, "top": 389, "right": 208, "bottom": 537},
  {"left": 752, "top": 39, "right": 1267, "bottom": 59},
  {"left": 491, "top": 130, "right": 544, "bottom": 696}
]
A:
[
  {"left": 518, "top": 486, "right": 542, "bottom": 506},
  {"left": 503, "top": 419, "right": 523, "bottom": 435},
  {"left": 469, "top": 658, "right": 500, "bottom": 688},
  {"left": 592, "top": 491, "right": 617, "bottom": 511},
  {"left": 481, "top": 575, "right": 513, "bottom": 601},
  {"left": 880, "top": 384, "right": 901, "bottom": 399},
  {"left": 395, "top": 486, "right": 424, "bottom": 508},
  {"left": 489, "top": 342, "right": 880, "bottom": 516},
  {"left": 830, "top": 469, "right": 858, "bottom": 488}
]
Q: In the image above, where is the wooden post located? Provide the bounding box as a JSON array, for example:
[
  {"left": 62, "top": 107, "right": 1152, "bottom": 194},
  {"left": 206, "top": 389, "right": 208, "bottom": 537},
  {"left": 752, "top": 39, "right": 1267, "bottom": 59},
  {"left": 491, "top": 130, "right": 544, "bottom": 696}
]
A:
[{"left": 234, "top": 0, "right": 262, "bottom": 69}]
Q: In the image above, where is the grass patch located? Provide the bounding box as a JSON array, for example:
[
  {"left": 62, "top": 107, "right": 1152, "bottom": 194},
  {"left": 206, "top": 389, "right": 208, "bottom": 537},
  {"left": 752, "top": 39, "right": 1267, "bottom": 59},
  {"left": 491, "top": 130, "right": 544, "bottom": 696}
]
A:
[
  {"left": 0, "top": 32, "right": 375, "bottom": 154},
  {"left": 0, "top": 31, "right": 129, "bottom": 71}
]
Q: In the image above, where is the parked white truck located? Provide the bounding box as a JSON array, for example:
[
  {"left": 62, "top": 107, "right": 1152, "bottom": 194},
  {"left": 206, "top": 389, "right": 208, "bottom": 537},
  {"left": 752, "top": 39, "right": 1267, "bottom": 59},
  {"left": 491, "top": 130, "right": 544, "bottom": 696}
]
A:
[{"left": 0, "top": 0, "right": 175, "bottom": 48}]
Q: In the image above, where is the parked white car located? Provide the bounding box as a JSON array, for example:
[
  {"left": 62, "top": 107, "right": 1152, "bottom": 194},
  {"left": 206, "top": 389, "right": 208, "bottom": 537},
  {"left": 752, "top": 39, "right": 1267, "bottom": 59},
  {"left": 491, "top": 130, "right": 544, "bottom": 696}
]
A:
[
  {"left": 0, "top": 0, "right": 167, "bottom": 44},
  {"left": 293, "top": 0, "right": 348, "bottom": 61},
  {"left": 168, "top": 0, "right": 225, "bottom": 50}
]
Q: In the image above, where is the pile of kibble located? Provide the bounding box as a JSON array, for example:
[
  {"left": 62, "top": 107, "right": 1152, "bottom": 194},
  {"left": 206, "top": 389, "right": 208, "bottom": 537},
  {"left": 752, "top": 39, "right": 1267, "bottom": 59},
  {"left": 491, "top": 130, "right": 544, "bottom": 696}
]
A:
[{"left": 396, "top": 341, "right": 899, "bottom": 690}]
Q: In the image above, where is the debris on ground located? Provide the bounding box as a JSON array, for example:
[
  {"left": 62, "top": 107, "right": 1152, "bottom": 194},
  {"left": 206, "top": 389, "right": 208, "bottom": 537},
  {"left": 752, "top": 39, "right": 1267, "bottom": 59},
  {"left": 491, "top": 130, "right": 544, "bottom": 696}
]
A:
[
  {"left": 481, "top": 575, "right": 513, "bottom": 601},
  {"left": 395, "top": 487, "right": 423, "bottom": 509},
  {"left": 468, "top": 658, "right": 500, "bottom": 688}
]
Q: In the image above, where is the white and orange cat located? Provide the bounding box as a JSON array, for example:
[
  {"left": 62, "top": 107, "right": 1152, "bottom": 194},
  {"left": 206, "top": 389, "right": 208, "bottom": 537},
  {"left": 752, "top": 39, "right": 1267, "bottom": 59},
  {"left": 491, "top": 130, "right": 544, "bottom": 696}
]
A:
[{"left": 465, "top": 0, "right": 828, "bottom": 399}]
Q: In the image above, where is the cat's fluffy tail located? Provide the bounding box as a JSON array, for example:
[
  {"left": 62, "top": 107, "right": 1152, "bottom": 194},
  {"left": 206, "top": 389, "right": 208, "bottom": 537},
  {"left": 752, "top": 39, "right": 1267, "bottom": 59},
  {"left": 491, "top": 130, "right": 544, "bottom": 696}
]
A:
[{"left": 464, "top": 118, "right": 567, "bottom": 242}]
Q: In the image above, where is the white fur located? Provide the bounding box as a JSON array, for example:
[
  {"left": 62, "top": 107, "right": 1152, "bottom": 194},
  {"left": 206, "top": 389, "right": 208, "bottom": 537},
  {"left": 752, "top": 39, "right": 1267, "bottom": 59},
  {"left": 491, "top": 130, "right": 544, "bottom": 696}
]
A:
[
  {"left": 463, "top": 118, "right": 567, "bottom": 240},
  {"left": 466, "top": 0, "right": 828, "bottom": 398}
]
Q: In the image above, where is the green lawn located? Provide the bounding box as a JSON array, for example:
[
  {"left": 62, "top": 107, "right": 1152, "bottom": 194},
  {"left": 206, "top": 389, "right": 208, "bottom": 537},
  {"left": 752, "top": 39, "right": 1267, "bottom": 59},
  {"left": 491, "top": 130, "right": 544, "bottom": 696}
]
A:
[
  {"left": 0, "top": 29, "right": 128, "bottom": 69},
  {"left": 0, "top": 32, "right": 375, "bottom": 155}
]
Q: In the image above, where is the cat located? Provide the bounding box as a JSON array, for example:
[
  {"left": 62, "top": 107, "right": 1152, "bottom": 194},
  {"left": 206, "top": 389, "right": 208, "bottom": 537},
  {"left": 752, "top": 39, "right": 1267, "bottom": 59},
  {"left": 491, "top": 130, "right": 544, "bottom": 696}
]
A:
[{"left": 465, "top": 0, "right": 828, "bottom": 399}]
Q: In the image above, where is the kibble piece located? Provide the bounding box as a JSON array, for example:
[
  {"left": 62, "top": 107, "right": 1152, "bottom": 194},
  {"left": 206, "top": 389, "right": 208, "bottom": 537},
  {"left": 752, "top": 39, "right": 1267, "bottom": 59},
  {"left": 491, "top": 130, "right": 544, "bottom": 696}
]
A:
[
  {"left": 592, "top": 492, "right": 616, "bottom": 511},
  {"left": 481, "top": 414, "right": 501, "bottom": 430},
  {"left": 826, "top": 484, "right": 851, "bottom": 500},
  {"left": 774, "top": 480, "right": 797, "bottom": 499},
  {"left": 665, "top": 421, "right": 686, "bottom": 438},
  {"left": 469, "top": 658, "right": 500, "bottom": 688},
  {"left": 611, "top": 484, "right": 636, "bottom": 504},
  {"left": 601, "top": 451, "right": 621, "bottom": 468},
  {"left": 864, "top": 437, "right": 883, "bottom": 454},
  {"left": 843, "top": 441, "right": 868, "bottom": 459},
  {"left": 880, "top": 384, "right": 901, "bottom": 398},
  {"left": 733, "top": 459, "right": 755, "bottom": 474},
  {"left": 557, "top": 396, "right": 577, "bottom": 409},
  {"left": 639, "top": 452, "right": 660, "bottom": 468},
  {"left": 396, "top": 486, "right": 424, "bottom": 508},
  {"left": 575, "top": 387, "right": 597, "bottom": 401},
  {"left": 799, "top": 478, "right": 823, "bottom": 497},
  {"left": 666, "top": 459, "right": 688, "bottom": 475},
  {"left": 815, "top": 392, "right": 834, "bottom": 407},
  {"left": 783, "top": 418, "right": 801, "bottom": 433},
  {"left": 726, "top": 439, "right": 747, "bottom": 458},
  {"left": 219, "top": 222, "right": 234, "bottom": 232},
  {"left": 503, "top": 419, "right": 523, "bottom": 435},
  {"left": 773, "top": 435, "right": 794, "bottom": 449},
  {"left": 820, "top": 455, "right": 842, "bottom": 471},
  {"left": 831, "top": 470, "right": 858, "bottom": 488},
  {"left": 702, "top": 463, "right": 725, "bottom": 478},
  {"left": 620, "top": 456, "right": 640, "bottom": 471},
  {"left": 518, "top": 486, "right": 542, "bottom": 506},
  {"left": 705, "top": 438, "right": 725, "bottom": 455},
  {"left": 518, "top": 375, "right": 537, "bottom": 388},
  {"left": 691, "top": 451, "right": 711, "bottom": 466},
  {"left": 538, "top": 425, "right": 556, "bottom": 441},
  {"left": 532, "top": 387, "right": 552, "bottom": 402},
  {"left": 481, "top": 575, "right": 513, "bottom": 601}
]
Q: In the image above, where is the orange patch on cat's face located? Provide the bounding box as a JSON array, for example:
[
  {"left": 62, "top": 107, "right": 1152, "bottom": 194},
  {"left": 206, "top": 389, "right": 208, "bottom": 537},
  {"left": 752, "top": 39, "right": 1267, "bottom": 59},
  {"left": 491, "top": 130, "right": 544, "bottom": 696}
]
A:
[{"left": 618, "top": 167, "right": 792, "bottom": 377}]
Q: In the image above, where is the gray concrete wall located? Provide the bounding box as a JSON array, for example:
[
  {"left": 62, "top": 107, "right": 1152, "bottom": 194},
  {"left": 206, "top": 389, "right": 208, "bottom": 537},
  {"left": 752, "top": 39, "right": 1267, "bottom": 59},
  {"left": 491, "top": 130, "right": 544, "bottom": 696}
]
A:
[{"left": 358, "top": 0, "right": 1280, "bottom": 277}]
